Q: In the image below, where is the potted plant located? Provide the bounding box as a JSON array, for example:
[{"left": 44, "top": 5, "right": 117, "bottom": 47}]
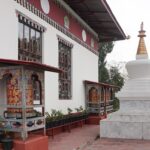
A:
[
  {"left": 0, "top": 131, "right": 4, "bottom": 143},
  {"left": 0, "top": 118, "right": 13, "bottom": 150},
  {"left": 45, "top": 112, "right": 53, "bottom": 128},
  {"left": 74, "top": 106, "right": 85, "bottom": 121},
  {"left": 0, "top": 116, "right": 5, "bottom": 142},
  {"left": 1, "top": 129, "right": 13, "bottom": 150},
  {"left": 67, "top": 108, "right": 73, "bottom": 115},
  {"left": 46, "top": 109, "right": 61, "bottom": 128},
  {"left": 82, "top": 108, "right": 89, "bottom": 120},
  {"left": 50, "top": 109, "right": 59, "bottom": 127},
  {"left": 56, "top": 110, "right": 64, "bottom": 126},
  {"left": 67, "top": 108, "right": 74, "bottom": 122}
]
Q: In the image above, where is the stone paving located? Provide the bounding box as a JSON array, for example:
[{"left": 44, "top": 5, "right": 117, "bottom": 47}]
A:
[
  {"left": 48, "top": 124, "right": 150, "bottom": 150},
  {"left": 48, "top": 125, "right": 99, "bottom": 150},
  {"left": 81, "top": 138, "right": 150, "bottom": 150}
]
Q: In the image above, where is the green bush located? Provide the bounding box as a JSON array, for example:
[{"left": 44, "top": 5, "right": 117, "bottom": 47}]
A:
[{"left": 113, "top": 97, "right": 120, "bottom": 111}]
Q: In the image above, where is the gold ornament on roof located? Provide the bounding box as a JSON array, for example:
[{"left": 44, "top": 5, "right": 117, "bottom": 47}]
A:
[
  {"left": 136, "top": 22, "right": 148, "bottom": 55},
  {"left": 141, "top": 22, "right": 143, "bottom": 30}
]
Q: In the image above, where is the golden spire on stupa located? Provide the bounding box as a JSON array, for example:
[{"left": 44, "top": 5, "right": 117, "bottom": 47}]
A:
[{"left": 136, "top": 22, "right": 148, "bottom": 59}]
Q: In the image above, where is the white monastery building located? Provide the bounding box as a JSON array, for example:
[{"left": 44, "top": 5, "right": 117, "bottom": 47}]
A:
[{"left": 0, "top": 0, "right": 126, "bottom": 113}]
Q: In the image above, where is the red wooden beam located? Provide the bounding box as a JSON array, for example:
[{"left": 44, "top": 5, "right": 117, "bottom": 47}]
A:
[
  {"left": 84, "top": 80, "right": 120, "bottom": 89},
  {"left": 0, "top": 58, "right": 62, "bottom": 73}
]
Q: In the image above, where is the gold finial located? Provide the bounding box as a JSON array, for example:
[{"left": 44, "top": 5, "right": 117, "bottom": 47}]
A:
[
  {"left": 136, "top": 22, "right": 148, "bottom": 59},
  {"left": 138, "top": 22, "right": 146, "bottom": 38},
  {"left": 141, "top": 22, "right": 143, "bottom": 31}
]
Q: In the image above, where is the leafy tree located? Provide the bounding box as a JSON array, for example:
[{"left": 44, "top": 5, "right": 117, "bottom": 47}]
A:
[
  {"left": 99, "top": 42, "right": 114, "bottom": 63},
  {"left": 109, "top": 66, "right": 125, "bottom": 111},
  {"left": 109, "top": 66, "right": 124, "bottom": 88},
  {"left": 98, "top": 42, "right": 125, "bottom": 111},
  {"left": 98, "top": 42, "right": 114, "bottom": 83},
  {"left": 99, "top": 65, "right": 110, "bottom": 83}
]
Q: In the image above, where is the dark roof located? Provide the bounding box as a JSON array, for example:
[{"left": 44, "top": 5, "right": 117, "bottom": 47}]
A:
[
  {"left": 64, "top": 0, "right": 126, "bottom": 41},
  {"left": 84, "top": 80, "right": 120, "bottom": 88},
  {"left": 0, "top": 58, "right": 62, "bottom": 73}
]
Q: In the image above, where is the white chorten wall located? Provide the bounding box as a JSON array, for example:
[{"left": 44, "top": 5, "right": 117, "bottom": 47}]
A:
[{"left": 100, "top": 23, "right": 150, "bottom": 140}]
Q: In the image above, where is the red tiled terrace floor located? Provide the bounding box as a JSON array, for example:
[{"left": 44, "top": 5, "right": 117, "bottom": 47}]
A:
[
  {"left": 48, "top": 124, "right": 150, "bottom": 150},
  {"left": 48, "top": 125, "right": 99, "bottom": 150}
]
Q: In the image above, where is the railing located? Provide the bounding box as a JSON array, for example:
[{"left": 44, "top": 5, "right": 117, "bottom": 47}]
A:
[{"left": 84, "top": 80, "right": 119, "bottom": 116}]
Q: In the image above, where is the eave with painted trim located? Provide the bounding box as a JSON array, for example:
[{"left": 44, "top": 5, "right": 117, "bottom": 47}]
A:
[
  {"left": 0, "top": 58, "right": 62, "bottom": 73},
  {"left": 59, "top": 0, "right": 126, "bottom": 41}
]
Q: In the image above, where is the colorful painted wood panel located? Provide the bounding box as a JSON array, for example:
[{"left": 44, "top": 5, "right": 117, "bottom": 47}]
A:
[{"left": 89, "top": 87, "right": 99, "bottom": 103}]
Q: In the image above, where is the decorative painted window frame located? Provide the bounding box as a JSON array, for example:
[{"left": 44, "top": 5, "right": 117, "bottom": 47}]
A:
[
  {"left": 58, "top": 35, "right": 73, "bottom": 100},
  {"left": 16, "top": 11, "right": 46, "bottom": 32},
  {"left": 17, "top": 11, "right": 45, "bottom": 63},
  {"left": 57, "top": 35, "right": 74, "bottom": 48},
  {"left": 14, "top": 0, "right": 99, "bottom": 56}
]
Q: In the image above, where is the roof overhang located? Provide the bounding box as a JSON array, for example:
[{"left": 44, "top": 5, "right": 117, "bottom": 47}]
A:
[
  {"left": 0, "top": 58, "right": 62, "bottom": 73},
  {"left": 63, "top": 0, "right": 126, "bottom": 42},
  {"left": 84, "top": 80, "right": 120, "bottom": 88}
]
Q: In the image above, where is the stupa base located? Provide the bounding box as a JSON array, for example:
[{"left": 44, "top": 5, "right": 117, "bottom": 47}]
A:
[{"left": 100, "top": 111, "right": 150, "bottom": 140}]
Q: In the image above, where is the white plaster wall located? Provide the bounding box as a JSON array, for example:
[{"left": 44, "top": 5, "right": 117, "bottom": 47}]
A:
[
  {"left": 0, "top": 0, "right": 98, "bottom": 114},
  {"left": 44, "top": 34, "right": 98, "bottom": 113},
  {"left": 0, "top": 0, "right": 18, "bottom": 59}
]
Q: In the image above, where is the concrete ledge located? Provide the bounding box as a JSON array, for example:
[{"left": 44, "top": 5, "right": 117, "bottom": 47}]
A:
[{"left": 100, "top": 118, "right": 150, "bottom": 140}]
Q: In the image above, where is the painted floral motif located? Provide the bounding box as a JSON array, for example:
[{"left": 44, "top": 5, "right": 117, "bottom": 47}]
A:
[
  {"left": 89, "top": 87, "right": 99, "bottom": 103},
  {"left": 7, "top": 77, "right": 21, "bottom": 106},
  {"left": 6, "top": 70, "right": 22, "bottom": 113}
]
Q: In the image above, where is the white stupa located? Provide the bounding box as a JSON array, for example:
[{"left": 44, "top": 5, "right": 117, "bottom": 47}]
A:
[{"left": 100, "top": 23, "right": 150, "bottom": 139}]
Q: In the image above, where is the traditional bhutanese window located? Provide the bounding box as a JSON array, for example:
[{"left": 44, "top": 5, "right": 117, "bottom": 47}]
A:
[
  {"left": 18, "top": 13, "right": 45, "bottom": 63},
  {"left": 58, "top": 35, "right": 73, "bottom": 100}
]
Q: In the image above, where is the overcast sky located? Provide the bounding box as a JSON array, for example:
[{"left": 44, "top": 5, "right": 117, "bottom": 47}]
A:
[{"left": 106, "top": 0, "right": 150, "bottom": 63}]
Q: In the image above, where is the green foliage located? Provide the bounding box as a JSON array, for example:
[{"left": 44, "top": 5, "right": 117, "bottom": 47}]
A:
[
  {"left": 99, "top": 65, "right": 110, "bottom": 83},
  {"left": 45, "top": 106, "right": 88, "bottom": 125},
  {"left": 75, "top": 106, "right": 85, "bottom": 113},
  {"left": 67, "top": 107, "right": 73, "bottom": 114},
  {"left": 113, "top": 97, "right": 120, "bottom": 111},
  {"left": 109, "top": 66, "right": 125, "bottom": 111},
  {"left": 51, "top": 109, "right": 57, "bottom": 117},
  {"left": 99, "top": 42, "right": 114, "bottom": 63},
  {"left": 79, "top": 106, "right": 84, "bottom": 112},
  {"left": 98, "top": 42, "right": 124, "bottom": 111},
  {"left": 57, "top": 110, "right": 64, "bottom": 119},
  {"left": 33, "top": 110, "right": 42, "bottom": 117},
  {"left": 75, "top": 108, "right": 80, "bottom": 112},
  {"left": 45, "top": 112, "right": 53, "bottom": 122},
  {"left": 45, "top": 110, "right": 64, "bottom": 122},
  {"left": 99, "top": 42, "right": 114, "bottom": 83},
  {"left": 109, "top": 66, "right": 124, "bottom": 88}
]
